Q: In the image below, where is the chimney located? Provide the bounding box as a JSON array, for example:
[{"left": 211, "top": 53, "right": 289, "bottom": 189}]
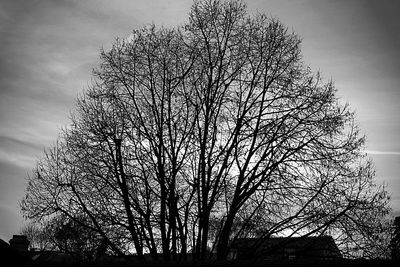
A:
[{"left": 9, "top": 235, "right": 30, "bottom": 254}]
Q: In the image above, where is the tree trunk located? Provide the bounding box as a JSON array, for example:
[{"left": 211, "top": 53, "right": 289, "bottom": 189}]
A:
[
  {"left": 114, "top": 138, "right": 144, "bottom": 259},
  {"left": 216, "top": 212, "right": 235, "bottom": 260}
]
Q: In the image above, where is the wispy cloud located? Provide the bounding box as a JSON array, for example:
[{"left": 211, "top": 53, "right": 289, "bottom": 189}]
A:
[
  {"left": 0, "top": 136, "right": 40, "bottom": 169},
  {"left": 365, "top": 150, "right": 400, "bottom": 156}
]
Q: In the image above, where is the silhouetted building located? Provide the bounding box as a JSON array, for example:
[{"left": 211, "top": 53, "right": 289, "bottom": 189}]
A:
[
  {"left": 230, "top": 236, "right": 342, "bottom": 261},
  {"left": 9, "top": 235, "right": 30, "bottom": 255},
  {"left": 0, "top": 237, "right": 30, "bottom": 267}
]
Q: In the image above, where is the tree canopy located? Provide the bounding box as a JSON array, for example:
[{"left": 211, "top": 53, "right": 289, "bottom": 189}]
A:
[{"left": 21, "top": 0, "right": 391, "bottom": 261}]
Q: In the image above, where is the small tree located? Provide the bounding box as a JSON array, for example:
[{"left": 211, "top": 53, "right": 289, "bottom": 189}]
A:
[
  {"left": 21, "top": 215, "right": 108, "bottom": 261},
  {"left": 51, "top": 214, "right": 108, "bottom": 262},
  {"left": 20, "top": 221, "right": 55, "bottom": 251}
]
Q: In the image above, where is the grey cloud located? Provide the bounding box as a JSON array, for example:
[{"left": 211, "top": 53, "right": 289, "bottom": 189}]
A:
[{"left": 0, "top": 135, "right": 43, "bottom": 152}]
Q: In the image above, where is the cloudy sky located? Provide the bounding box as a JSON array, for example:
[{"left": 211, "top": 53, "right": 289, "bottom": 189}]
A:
[{"left": 0, "top": 0, "right": 399, "bottom": 241}]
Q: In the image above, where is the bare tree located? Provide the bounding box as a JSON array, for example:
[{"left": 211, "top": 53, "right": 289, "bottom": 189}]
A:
[
  {"left": 50, "top": 214, "right": 108, "bottom": 262},
  {"left": 21, "top": 215, "right": 108, "bottom": 262},
  {"left": 20, "top": 221, "right": 55, "bottom": 251},
  {"left": 21, "top": 0, "right": 391, "bottom": 261}
]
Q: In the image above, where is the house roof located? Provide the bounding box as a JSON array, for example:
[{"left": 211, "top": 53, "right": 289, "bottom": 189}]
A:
[
  {"left": 232, "top": 236, "right": 341, "bottom": 257},
  {"left": 30, "top": 250, "right": 76, "bottom": 265}
]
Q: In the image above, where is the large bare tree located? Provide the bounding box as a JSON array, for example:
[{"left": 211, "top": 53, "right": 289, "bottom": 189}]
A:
[{"left": 21, "top": 0, "right": 391, "bottom": 261}]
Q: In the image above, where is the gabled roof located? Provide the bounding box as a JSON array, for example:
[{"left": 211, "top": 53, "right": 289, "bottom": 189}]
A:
[
  {"left": 232, "top": 236, "right": 342, "bottom": 258},
  {"left": 30, "top": 250, "right": 76, "bottom": 266}
]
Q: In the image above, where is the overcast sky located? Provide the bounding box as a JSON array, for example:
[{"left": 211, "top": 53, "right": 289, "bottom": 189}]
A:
[{"left": 1, "top": 0, "right": 399, "bottom": 241}]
